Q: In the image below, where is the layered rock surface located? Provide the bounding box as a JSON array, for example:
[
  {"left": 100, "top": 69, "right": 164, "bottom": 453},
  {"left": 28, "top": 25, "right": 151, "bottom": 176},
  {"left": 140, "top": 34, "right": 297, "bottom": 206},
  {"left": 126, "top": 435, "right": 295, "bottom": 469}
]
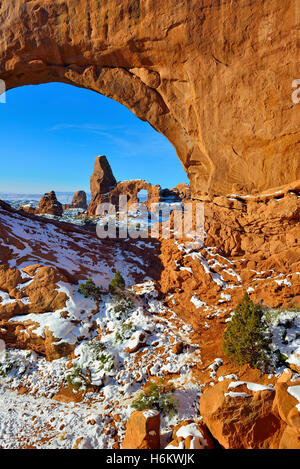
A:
[{"left": 0, "top": 1, "right": 299, "bottom": 195}]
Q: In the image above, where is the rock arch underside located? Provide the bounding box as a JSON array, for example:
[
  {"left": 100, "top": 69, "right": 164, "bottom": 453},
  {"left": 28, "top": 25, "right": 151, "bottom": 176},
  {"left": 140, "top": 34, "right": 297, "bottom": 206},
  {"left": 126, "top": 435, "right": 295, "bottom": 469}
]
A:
[{"left": 0, "top": 0, "right": 299, "bottom": 196}]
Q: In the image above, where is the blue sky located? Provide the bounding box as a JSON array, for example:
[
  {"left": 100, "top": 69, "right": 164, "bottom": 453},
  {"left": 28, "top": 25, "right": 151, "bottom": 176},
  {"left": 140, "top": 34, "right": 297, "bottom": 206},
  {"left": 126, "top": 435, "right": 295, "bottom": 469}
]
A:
[{"left": 0, "top": 83, "right": 188, "bottom": 194}]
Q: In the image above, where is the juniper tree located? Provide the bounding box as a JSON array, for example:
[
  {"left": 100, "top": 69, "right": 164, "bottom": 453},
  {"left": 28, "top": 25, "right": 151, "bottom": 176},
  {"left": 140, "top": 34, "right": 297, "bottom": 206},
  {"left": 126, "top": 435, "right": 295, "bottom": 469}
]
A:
[
  {"left": 78, "top": 279, "right": 102, "bottom": 301},
  {"left": 223, "top": 292, "right": 270, "bottom": 370},
  {"left": 109, "top": 270, "right": 126, "bottom": 295}
]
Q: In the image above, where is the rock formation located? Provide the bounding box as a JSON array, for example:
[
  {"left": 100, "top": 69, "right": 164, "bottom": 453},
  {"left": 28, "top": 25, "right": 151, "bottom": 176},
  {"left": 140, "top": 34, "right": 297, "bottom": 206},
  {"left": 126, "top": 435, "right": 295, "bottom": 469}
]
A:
[
  {"left": 0, "top": 181, "right": 299, "bottom": 447},
  {"left": 37, "top": 191, "right": 63, "bottom": 217},
  {"left": 159, "top": 188, "right": 181, "bottom": 202},
  {"left": 64, "top": 190, "right": 87, "bottom": 210},
  {"left": 122, "top": 410, "right": 160, "bottom": 449},
  {"left": 200, "top": 379, "right": 282, "bottom": 449},
  {"left": 87, "top": 155, "right": 188, "bottom": 215},
  {"left": 88, "top": 178, "right": 161, "bottom": 215},
  {"left": 71, "top": 190, "right": 87, "bottom": 209},
  {"left": 0, "top": 0, "right": 299, "bottom": 450},
  {"left": 166, "top": 420, "right": 214, "bottom": 449},
  {"left": 200, "top": 372, "right": 300, "bottom": 449},
  {"left": 90, "top": 156, "right": 117, "bottom": 197},
  {"left": 0, "top": 199, "right": 162, "bottom": 360},
  {"left": 171, "top": 183, "right": 191, "bottom": 200},
  {"left": 0, "top": 1, "right": 298, "bottom": 196}
]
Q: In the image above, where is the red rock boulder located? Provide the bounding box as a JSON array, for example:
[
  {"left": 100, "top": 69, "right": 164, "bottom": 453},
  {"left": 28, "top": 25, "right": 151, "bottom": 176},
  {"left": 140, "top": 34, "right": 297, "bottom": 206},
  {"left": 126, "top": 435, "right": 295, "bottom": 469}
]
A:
[
  {"left": 122, "top": 410, "right": 160, "bottom": 449},
  {"left": 200, "top": 380, "right": 284, "bottom": 449}
]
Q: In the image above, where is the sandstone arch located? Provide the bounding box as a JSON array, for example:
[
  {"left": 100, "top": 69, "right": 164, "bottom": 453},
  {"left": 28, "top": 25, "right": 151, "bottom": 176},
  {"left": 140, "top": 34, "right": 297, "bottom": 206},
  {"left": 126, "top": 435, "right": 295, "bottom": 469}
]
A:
[
  {"left": 87, "top": 179, "right": 160, "bottom": 215},
  {"left": 0, "top": 0, "right": 299, "bottom": 195}
]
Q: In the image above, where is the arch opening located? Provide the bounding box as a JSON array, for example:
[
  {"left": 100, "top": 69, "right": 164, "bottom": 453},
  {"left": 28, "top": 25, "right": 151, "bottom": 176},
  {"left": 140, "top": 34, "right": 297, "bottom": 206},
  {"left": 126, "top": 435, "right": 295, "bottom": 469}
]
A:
[{"left": 0, "top": 82, "right": 188, "bottom": 221}]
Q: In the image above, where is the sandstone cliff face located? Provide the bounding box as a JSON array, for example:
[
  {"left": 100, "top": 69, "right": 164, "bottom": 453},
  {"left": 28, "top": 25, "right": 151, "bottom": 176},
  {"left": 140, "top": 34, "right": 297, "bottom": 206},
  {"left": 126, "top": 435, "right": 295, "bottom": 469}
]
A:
[{"left": 0, "top": 1, "right": 298, "bottom": 195}]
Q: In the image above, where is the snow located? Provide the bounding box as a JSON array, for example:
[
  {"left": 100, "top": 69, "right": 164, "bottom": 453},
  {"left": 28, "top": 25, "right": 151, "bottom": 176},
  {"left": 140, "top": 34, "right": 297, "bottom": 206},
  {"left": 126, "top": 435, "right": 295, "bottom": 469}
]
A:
[
  {"left": 0, "top": 339, "right": 5, "bottom": 358},
  {"left": 0, "top": 281, "right": 202, "bottom": 448},
  {"left": 219, "top": 292, "right": 232, "bottom": 303},
  {"left": 0, "top": 206, "right": 154, "bottom": 287},
  {"left": 10, "top": 282, "right": 98, "bottom": 345},
  {"left": 224, "top": 391, "right": 251, "bottom": 398},
  {"left": 218, "top": 374, "right": 238, "bottom": 382},
  {"left": 190, "top": 294, "right": 206, "bottom": 309},
  {"left": 228, "top": 381, "right": 274, "bottom": 392},
  {"left": 287, "top": 386, "right": 300, "bottom": 411},
  {"left": 143, "top": 410, "right": 159, "bottom": 419},
  {"left": 268, "top": 310, "right": 300, "bottom": 369},
  {"left": 275, "top": 278, "right": 292, "bottom": 288},
  {"left": 208, "top": 358, "right": 223, "bottom": 379}
]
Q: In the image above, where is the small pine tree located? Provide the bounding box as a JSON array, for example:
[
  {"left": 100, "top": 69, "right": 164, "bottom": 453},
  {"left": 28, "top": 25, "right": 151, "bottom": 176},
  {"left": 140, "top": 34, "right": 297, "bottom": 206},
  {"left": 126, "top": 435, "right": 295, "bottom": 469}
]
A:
[
  {"left": 223, "top": 292, "right": 270, "bottom": 370},
  {"left": 109, "top": 270, "right": 125, "bottom": 295},
  {"left": 131, "top": 379, "right": 177, "bottom": 416},
  {"left": 78, "top": 279, "right": 102, "bottom": 301}
]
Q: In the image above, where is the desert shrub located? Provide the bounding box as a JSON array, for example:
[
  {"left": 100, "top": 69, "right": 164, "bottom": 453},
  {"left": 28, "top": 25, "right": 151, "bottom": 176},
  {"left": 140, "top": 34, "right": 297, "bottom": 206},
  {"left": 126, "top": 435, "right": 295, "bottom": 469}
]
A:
[
  {"left": 94, "top": 351, "right": 115, "bottom": 372},
  {"left": 114, "top": 323, "right": 136, "bottom": 344},
  {"left": 78, "top": 279, "right": 102, "bottom": 301},
  {"left": 65, "top": 340, "right": 114, "bottom": 391},
  {"left": 112, "top": 295, "right": 134, "bottom": 321},
  {"left": 109, "top": 270, "right": 126, "bottom": 295},
  {"left": 223, "top": 292, "right": 271, "bottom": 370},
  {"left": 110, "top": 288, "right": 135, "bottom": 321},
  {"left": 88, "top": 339, "right": 115, "bottom": 372},
  {"left": 83, "top": 216, "right": 96, "bottom": 225},
  {"left": 132, "top": 379, "right": 177, "bottom": 417},
  {"left": 0, "top": 353, "right": 14, "bottom": 377},
  {"left": 88, "top": 339, "right": 106, "bottom": 359},
  {"left": 66, "top": 363, "right": 91, "bottom": 391},
  {"left": 0, "top": 352, "right": 30, "bottom": 378}
]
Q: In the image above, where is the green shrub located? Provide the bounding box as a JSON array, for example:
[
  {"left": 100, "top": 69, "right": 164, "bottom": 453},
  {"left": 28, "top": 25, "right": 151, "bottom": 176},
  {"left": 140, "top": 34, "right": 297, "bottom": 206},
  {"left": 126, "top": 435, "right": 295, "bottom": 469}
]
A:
[
  {"left": 132, "top": 379, "right": 177, "bottom": 417},
  {"left": 94, "top": 351, "right": 114, "bottom": 372},
  {"left": 65, "top": 363, "right": 91, "bottom": 391},
  {"left": 114, "top": 323, "right": 135, "bottom": 344},
  {"left": 223, "top": 292, "right": 271, "bottom": 370},
  {"left": 88, "top": 339, "right": 106, "bottom": 360},
  {"left": 65, "top": 340, "right": 114, "bottom": 391},
  {"left": 88, "top": 339, "right": 114, "bottom": 372},
  {"left": 0, "top": 353, "right": 14, "bottom": 377},
  {"left": 111, "top": 291, "right": 135, "bottom": 321},
  {"left": 109, "top": 270, "right": 125, "bottom": 295},
  {"left": 0, "top": 352, "right": 29, "bottom": 377},
  {"left": 78, "top": 279, "right": 102, "bottom": 301}
]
